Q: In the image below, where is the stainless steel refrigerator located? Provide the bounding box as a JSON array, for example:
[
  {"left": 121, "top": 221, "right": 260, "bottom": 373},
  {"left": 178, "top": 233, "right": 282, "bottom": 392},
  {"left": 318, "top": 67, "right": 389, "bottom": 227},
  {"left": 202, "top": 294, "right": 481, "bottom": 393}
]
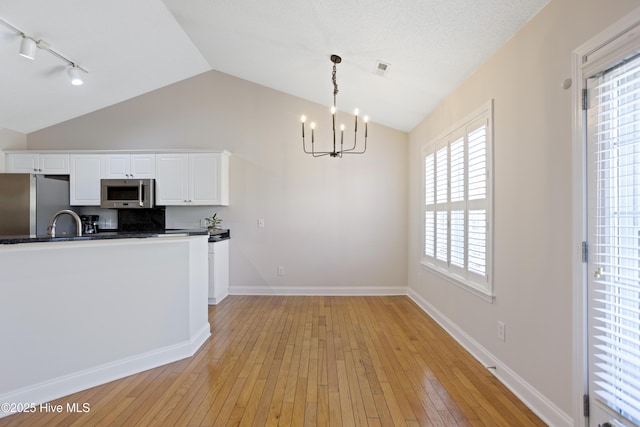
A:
[{"left": 0, "top": 174, "right": 76, "bottom": 236}]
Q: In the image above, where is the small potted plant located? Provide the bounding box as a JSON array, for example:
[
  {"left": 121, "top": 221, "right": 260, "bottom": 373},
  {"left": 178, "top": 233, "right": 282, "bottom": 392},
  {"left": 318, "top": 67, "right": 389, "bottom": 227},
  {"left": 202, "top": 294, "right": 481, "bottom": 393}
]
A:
[{"left": 205, "top": 213, "right": 223, "bottom": 231}]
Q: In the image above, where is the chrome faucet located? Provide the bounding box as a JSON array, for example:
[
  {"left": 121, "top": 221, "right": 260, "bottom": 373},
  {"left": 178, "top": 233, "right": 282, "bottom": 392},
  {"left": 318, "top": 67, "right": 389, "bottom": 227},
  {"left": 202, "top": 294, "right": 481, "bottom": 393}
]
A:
[{"left": 47, "top": 209, "right": 83, "bottom": 237}]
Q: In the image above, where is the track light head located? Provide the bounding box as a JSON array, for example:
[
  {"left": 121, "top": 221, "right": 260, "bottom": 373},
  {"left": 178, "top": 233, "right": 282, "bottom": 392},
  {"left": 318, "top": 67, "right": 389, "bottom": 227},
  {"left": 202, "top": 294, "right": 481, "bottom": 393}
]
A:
[
  {"left": 68, "top": 66, "right": 83, "bottom": 86},
  {"left": 19, "top": 36, "right": 36, "bottom": 60}
]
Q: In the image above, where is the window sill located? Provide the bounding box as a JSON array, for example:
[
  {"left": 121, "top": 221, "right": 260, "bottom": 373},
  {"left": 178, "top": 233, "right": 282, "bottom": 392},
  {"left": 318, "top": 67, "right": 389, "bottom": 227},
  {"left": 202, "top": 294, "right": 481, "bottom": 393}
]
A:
[{"left": 420, "top": 262, "right": 495, "bottom": 303}]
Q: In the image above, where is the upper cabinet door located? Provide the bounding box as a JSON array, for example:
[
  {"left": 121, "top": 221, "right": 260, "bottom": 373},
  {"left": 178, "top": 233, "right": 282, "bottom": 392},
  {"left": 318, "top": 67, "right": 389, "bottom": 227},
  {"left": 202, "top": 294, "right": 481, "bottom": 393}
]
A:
[
  {"left": 105, "top": 154, "right": 129, "bottom": 178},
  {"left": 190, "top": 153, "right": 222, "bottom": 205},
  {"left": 39, "top": 154, "right": 70, "bottom": 174},
  {"left": 130, "top": 154, "right": 155, "bottom": 178},
  {"left": 6, "top": 153, "right": 39, "bottom": 173},
  {"left": 69, "top": 154, "right": 105, "bottom": 206},
  {"left": 155, "top": 153, "right": 189, "bottom": 205},
  {"left": 106, "top": 154, "right": 155, "bottom": 179}
]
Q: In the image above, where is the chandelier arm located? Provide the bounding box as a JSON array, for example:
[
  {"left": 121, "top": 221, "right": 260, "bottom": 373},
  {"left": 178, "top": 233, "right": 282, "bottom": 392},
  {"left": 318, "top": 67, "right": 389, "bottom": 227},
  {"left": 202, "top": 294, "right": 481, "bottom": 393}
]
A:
[
  {"left": 341, "top": 131, "right": 367, "bottom": 153},
  {"left": 302, "top": 131, "right": 316, "bottom": 155},
  {"left": 341, "top": 129, "right": 359, "bottom": 152},
  {"left": 302, "top": 137, "right": 314, "bottom": 154},
  {"left": 302, "top": 134, "right": 332, "bottom": 157},
  {"left": 342, "top": 135, "right": 367, "bottom": 154},
  {"left": 341, "top": 122, "right": 363, "bottom": 153}
]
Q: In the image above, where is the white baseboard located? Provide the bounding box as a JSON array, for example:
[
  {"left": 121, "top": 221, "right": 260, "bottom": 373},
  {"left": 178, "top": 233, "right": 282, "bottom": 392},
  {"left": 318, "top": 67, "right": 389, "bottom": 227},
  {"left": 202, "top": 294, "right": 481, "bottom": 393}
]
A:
[
  {"left": 407, "top": 289, "right": 572, "bottom": 427},
  {"left": 230, "top": 285, "right": 407, "bottom": 296},
  {"left": 208, "top": 293, "right": 228, "bottom": 305},
  {"left": 0, "top": 323, "right": 211, "bottom": 420}
]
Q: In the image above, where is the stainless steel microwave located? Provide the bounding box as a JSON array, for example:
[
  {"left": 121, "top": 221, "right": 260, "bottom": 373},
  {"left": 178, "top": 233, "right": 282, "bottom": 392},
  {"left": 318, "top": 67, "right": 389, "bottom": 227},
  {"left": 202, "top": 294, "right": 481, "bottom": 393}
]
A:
[{"left": 100, "top": 178, "right": 155, "bottom": 209}]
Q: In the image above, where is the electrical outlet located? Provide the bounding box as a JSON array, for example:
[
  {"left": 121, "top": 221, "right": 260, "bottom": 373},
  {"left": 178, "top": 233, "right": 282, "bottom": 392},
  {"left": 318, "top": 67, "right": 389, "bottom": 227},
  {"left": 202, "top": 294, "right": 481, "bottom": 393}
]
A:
[
  {"left": 497, "top": 321, "right": 506, "bottom": 342},
  {"left": 258, "top": 219, "right": 265, "bottom": 228},
  {"left": 277, "top": 266, "right": 285, "bottom": 276}
]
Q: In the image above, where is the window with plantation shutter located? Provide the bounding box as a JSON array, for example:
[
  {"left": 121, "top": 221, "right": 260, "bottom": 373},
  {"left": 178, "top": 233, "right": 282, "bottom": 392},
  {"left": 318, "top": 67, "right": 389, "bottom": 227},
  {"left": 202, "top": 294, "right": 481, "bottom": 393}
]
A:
[{"left": 422, "top": 101, "right": 493, "bottom": 298}]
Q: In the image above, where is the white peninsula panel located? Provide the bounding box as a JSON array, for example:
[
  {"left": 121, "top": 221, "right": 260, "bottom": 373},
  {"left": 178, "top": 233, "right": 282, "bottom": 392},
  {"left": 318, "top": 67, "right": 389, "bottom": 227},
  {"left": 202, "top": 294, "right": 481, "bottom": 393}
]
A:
[{"left": 0, "top": 235, "right": 210, "bottom": 415}]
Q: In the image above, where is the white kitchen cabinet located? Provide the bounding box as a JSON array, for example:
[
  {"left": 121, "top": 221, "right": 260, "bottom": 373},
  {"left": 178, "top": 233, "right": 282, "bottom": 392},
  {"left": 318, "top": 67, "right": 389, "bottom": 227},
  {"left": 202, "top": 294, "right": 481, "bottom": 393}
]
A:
[
  {"left": 6, "top": 153, "right": 69, "bottom": 174},
  {"left": 106, "top": 153, "right": 155, "bottom": 179},
  {"left": 155, "top": 153, "right": 189, "bottom": 205},
  {"left": 208, "top": 239, "right": 229, "bottom": 305},
  {"left": 156, "top": 152, "right": 229, "bottom": 206},
  {"left": 69, "top": 154, "right": 105, "bottom": 206}
]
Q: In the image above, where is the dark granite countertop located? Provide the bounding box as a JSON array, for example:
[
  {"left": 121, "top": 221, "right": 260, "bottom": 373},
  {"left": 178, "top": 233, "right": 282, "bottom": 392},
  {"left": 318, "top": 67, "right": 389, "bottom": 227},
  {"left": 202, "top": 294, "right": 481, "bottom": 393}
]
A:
[
  {"left": 0, "top": 229, "right": 213, "bottom": 245},
  {"left": 207, "top": 228, "right": 230, "bottom": 242}
]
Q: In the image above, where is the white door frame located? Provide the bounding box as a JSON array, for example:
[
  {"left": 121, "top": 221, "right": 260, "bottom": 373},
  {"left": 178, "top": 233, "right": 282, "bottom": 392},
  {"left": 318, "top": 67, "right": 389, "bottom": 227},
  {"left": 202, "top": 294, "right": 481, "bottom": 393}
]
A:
[{"left": 571, "top": 7, "right": 640, "bottom": 427}]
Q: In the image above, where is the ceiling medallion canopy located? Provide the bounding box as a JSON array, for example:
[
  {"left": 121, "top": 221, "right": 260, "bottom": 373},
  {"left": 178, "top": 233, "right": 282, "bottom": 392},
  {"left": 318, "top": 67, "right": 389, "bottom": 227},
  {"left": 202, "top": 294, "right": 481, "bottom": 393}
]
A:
[{"left": 300, "top": 54, "right": 368, "bottom": 158}]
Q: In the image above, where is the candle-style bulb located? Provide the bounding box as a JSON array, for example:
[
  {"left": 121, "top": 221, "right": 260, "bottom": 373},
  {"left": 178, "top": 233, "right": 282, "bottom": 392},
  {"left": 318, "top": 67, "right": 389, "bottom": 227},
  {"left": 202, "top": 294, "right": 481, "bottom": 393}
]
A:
[
  {"left": 354, "top": 110, "right": 358, "bottom": 132},
  {"left": 354, "top": 108, "right": 359, "bottom": 116},
  {"left": 340, "top": 124, "right": 345, "bottom": 131},
  {"left": 301, "top": 115, "right": 306, "bottom": 123},
  {"left": 364, "top": 116, "right": 369, "bottom": 123},
  {"left": 331, "top": 106, "right": 336, "bottom": 115},
  {"left": 310, "top": 122, "right": 316, "bottom": 129}
]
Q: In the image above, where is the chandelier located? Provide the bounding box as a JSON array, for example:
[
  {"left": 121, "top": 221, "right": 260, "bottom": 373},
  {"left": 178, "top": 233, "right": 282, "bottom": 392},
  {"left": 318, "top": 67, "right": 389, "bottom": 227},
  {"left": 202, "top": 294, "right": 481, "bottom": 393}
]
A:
[{"left": 300, "top": 54, "right": 368, "bottom": 157}]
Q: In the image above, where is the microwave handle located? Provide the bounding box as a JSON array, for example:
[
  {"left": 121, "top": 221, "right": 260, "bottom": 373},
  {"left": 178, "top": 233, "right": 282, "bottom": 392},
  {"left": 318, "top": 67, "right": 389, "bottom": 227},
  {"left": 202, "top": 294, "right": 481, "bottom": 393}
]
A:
[{"left": 139, "top": 180, "right": 143, "bottom": 207}]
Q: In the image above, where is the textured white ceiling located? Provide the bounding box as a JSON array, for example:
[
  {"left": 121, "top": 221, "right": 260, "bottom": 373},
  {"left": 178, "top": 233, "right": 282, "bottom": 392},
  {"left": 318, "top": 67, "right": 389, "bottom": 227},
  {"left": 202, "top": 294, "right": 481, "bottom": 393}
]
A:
[{"left": 0, "top": 0, "right": 549, "bottom": 134}]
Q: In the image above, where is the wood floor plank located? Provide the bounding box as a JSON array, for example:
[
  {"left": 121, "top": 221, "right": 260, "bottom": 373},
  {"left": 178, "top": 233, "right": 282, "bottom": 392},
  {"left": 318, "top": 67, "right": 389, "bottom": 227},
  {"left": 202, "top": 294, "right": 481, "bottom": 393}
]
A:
[
  {"left": 316, "top": 384, "right": 330, "bottom": 427},
  {"left": 0, "top": 296, "right": 546, "bottom": 427},
  {"left": 303, "top": 402, "right": 317, "bottom": 427}
]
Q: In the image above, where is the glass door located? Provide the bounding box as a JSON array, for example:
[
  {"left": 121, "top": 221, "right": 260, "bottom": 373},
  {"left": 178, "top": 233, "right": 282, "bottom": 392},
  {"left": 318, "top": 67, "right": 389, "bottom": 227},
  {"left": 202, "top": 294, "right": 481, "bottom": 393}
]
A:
[{"left": 585, "top": 51, "right": 640, "bottom": 427}]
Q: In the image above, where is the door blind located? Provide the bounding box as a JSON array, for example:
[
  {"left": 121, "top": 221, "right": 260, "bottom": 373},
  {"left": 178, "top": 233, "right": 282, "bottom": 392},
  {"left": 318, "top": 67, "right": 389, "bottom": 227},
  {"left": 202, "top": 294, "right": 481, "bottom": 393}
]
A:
[{"left": 590, "top": 53, "right": 640, "bottom": 426}]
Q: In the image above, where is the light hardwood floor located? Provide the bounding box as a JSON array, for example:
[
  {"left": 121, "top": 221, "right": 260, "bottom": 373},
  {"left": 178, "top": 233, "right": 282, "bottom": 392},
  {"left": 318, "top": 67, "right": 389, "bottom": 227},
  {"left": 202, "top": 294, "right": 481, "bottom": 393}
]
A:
[{"left": 1, "top": 296, "right": 545, "bottom": 426}]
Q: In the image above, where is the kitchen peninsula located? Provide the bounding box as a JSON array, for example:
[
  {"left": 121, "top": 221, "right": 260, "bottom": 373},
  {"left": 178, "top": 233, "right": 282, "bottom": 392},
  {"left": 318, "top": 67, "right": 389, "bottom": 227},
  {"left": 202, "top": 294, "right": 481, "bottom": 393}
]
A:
[{"left": 0, "top": 231, "right": 210, "bottom": 414}]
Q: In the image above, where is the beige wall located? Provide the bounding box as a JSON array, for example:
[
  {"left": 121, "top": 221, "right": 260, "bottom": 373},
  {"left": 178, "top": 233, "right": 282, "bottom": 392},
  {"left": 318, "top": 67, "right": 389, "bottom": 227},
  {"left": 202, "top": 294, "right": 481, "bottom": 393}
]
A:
[
  {"left": 0, "top": 129, "right": 27, "bottom": 172},
  {"left": 408, "top": 0, "right": 639, "bottom": 424},
  {"left": 28, "top": 71, "right": 409, "bottom": 292}
]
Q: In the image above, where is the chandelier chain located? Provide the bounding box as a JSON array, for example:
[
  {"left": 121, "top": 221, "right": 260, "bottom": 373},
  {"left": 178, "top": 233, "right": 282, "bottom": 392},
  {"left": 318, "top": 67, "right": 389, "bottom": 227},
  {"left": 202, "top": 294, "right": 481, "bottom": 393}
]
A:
[{"left": 332, "top": 63, "right": 339, "bottom": 97}]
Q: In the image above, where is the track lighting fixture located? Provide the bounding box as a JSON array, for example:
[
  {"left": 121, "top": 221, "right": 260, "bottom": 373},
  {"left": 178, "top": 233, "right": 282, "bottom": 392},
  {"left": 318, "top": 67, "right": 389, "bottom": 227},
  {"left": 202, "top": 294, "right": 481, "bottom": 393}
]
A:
[
  {"left": 19, "top": 35, "right": 36, "bottom": 60},
  {"left": 0, "top": 17, "right": 88, "bottom": 86}
]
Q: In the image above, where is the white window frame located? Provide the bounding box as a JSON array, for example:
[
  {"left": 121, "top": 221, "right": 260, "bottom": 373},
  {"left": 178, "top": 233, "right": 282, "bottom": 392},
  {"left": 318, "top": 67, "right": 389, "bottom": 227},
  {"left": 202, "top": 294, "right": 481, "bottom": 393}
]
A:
[{"left": 421, "top": 100, "right": 494, "bottom": 301}]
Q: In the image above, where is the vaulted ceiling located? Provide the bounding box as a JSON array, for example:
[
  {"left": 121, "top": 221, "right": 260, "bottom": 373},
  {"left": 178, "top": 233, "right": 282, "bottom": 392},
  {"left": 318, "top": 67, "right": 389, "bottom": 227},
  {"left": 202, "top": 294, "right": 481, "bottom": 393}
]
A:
[{"left": 0, "top": 0, "right": 549, "bottom": 134}]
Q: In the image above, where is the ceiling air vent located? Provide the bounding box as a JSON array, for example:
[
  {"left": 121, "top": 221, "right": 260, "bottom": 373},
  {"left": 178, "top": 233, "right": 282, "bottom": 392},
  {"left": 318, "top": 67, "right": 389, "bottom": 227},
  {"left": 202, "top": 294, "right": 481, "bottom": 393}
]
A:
[{"left": 373, "top": 60, "right": 391, "bottom": 77}]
